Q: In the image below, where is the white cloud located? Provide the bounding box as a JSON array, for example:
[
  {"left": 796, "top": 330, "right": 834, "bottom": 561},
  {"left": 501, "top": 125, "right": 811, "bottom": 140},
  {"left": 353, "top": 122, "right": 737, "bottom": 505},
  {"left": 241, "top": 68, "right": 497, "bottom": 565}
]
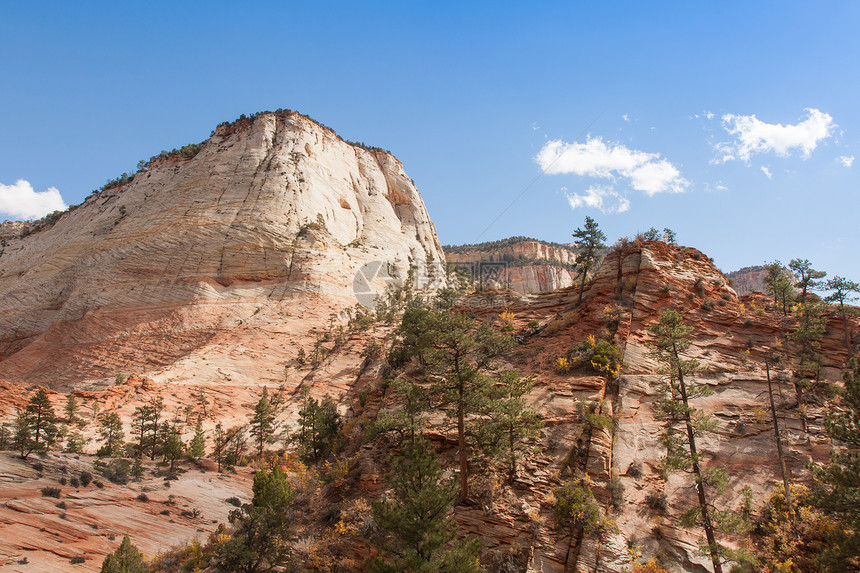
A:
[
  {"left": 535, "top": 136, "right": 689, "bottom": 196},
  {"left": 695, "top": 111, "right": 715, "bottom": 120},
  {"left": 714, "top": 108, "right": 835, "bottom": 163},
  {"left": 761, "top": 166, "right": 773, "bottom": 179},
  {"left": 565, "top": 185, "right": 630, "bottom": 214},
  {"left": 622, "top": 114, "right": 630, "bottom": 122},
  {"left": 0, "top": 179, "right": 67, "bottom": 221},
  {"left": 838, "top": 155, "right": 855, "bottom": 167}
]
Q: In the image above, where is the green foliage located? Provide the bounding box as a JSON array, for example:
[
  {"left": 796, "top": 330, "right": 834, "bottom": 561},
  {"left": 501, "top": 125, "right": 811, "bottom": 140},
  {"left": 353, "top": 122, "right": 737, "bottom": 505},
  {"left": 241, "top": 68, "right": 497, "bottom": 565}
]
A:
[
  {"left": 16, "top": 388, "right": 59, "bottom": 458},
  {"left": 131, "top": 397, "right": 163, "bottom": 460},
  {"left": 100, "top": 534, "right": 145, "bottom": 573},
  {"left": 102, "top": 458, "right": 131, "bottom": 485},
  {"left": 643, "top": 227, "right": 661, "bottom": 241},
  {"left": 477, "top": 370, "right": 543, "bottom": 479},
  {"left": 97, "top": 412, "right": 125, "bottom": 457},
  {"left": 370, "top": 377, "right": 429, "bottom": 444},
  {"left": 293, "top": 394, "right": 341, "bottom": 463},
  {"left": 189, "top": 416, "right": 206, "bottom": 459},
  {"left": 553, "top": 480, "right": 606, "bottom": 535},
  {"left": 811, "top": 358, "right": 860, "bottom": 566},
  {"left": 789, "top": 258, "right": 826, "bottom": 299},
  {"left": 764, "top": 261, "right": 794, "bottom": 315},
  {"left": 212, "top": 467, "right": 294, "bottom": 573},
  {"left": 64, "top": 393, "right": 82, "bottom": 426},
  {"left": 388, "top": 304, "right": 517, "bottom": 501},
  {"left": 158, "top": 420, "right": 184, "bottom": 470},
  {"left": 567, "top": 335, "right": 626, "bottom": 378},
  {"left": 249, "top": 387, "right": 276, "bottom": 456},
  {"left": 571, "top": 216, "right": 608, "bottom": 304},
  {"left": 369, "top": 439, "right": 482, "bottom": 573}
]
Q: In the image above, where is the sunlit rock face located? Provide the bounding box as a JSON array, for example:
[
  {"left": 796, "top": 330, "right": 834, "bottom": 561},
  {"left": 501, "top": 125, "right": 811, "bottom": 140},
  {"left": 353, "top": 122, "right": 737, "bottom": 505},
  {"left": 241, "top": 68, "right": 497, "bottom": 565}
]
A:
[{"left": 0, "top": 111, "right": 445, "bottom": 388}]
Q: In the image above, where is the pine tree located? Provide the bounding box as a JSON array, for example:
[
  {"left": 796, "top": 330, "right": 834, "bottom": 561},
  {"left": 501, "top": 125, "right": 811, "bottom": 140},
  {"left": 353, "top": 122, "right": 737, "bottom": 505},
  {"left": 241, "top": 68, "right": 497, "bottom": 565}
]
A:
[
  {"left": 479, "top": 370, "right": 542, "bottom": 480},
  {"left": 572, "top": 216, "right": 607, "bottom": 305},
  {"left": 788, "top": 300, "right": 826, "bottom": 431},
  {"left": 764, "top": 261, "right": 794, "bottom": 315},
  {"left": 825, "top": 275, "right": 860, "bottom": 351},
  {"left": 214, "top": 467, "right": 293, "bottom": 573},
  {"left": 249, "top": 386, "right": 276, "bottom": 456},
  {"left": 189, "top": 416, "right": 206, "bottom": 459},
  {"left": 761, "top": 346, "right": 795, "bottom": 523},
  {"left": 813, "top": 357, "right": 860, "bottom": 567},
  {"left": 789, "top": 258, "right": 826, "bottom": 300},
  {"left": 100, "top": 534, "right": 145, "bottom": 573},
  {"left": 213, "top": 422, "right": 225, "bottom": 471},
  {"left": 293, "top": 394, "right": 341, "bottom": 462},
  {"left": 649, "top": 309, "right": 723, "bottom": 573},
  {"left": 64, "top": 393, "right": 82, "bottom": 427},
  {"left": 159, "top": 420, "right": 183, "bottom": 471},
  {"left": 369, "top": 439, "right": 482, "bottom": 573},
  {"left": 97, "top": 412, "right": 125, "bottom": 457},
  {"left": 24, "top": 388, "right": 59, "bottom": 455},
  {"left": 12, "top": 410, "right": 33, "bottom": 459},
  {"left": 131, "top": 397, "right": 163, "bottom": 460},
  {"left": 390, "top": 306, "right": 516, "bottom": 502}
]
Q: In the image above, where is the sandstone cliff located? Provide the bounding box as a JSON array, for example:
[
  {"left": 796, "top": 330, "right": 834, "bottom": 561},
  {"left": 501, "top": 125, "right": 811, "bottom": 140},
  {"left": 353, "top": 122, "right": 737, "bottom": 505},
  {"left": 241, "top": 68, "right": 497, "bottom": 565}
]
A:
[
  {"left": 0, "top": 238, "right": 856, "bottom": 572},
  {"left": 0, "top": 111, "right": 445, "bottom": 388},
  {"left": 445, "top": 237, "right": 578, "bottom": 294}
]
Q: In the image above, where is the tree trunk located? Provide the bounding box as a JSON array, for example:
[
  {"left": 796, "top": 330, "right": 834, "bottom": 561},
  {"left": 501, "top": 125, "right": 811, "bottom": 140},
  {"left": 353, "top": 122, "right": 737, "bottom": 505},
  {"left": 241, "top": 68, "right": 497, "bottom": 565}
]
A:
[
  {"left": 457, "top": 383, "right": 469, "bottom": 503},
  {"left": 675, "top": 343, "right": 722, "bottom": 573},
  {"left": 766, "top": 361, "right": 794, "bottom": 523}
]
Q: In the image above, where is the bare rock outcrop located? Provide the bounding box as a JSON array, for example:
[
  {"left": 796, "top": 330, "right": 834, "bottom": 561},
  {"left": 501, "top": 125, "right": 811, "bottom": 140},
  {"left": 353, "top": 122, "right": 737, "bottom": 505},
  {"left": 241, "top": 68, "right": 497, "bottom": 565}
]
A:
[
  {"left": 445, "top": 237, "right": 578, "bottom": 294},
  {"left": 0, "top": 111, "right": 445, "bottom": 388}
]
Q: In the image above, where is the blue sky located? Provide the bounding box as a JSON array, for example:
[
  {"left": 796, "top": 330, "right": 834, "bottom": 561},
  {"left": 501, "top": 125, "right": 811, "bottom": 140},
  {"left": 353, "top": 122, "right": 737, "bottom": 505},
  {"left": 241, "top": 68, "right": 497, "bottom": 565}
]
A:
[{"left": 2, "top": 2, "right": 858, "bottom": 281}]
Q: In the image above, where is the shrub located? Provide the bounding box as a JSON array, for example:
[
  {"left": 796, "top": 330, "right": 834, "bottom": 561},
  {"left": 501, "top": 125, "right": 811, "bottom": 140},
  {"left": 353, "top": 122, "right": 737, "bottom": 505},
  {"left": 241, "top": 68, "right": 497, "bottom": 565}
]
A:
[
  {"left": 31, "top": 462, "right": 44, "bottom": 473},
  {"left": 136, "top": 493, "right": 149, "bottom": 502},
  {"left": 693, "top": 277, "right": 706, "bottom": 297},
  {"left": 554, "top": 481, "right": 602, "bottom": 534},
  {"left": 607, "top": 475, "right": 625, "bottom": 510},
  {"left": 567, "top": 335, "right": 626, "bottom": 378},
  {"left": 645, "top": 491, "right": 667, "bottom": 513},
  {"left": 56, "top": 501, "right": 67, "bottom": 510},
  {"left": 102, "top": 459, "right": 131, "bottom": 485},
  {"left": 79, "top": 471, "right": 92, "bottom": 487},
  {"left": 70, "top": 477, "right": 80, "bottom": 488},
  {"left": 59, "top": 477, "right": 67, "bottom": 485},
  {"left": 225, "top": 496, "right": 242, "bottom": 507},
  {"left": 70, "top": 555, "right": 86, "bottom": 564},
  {"left": 180, "top": 508, "right": 201, "bottom": 518},
  {"left": 41, "top": 487, "right": 61, "bottom": 498}
]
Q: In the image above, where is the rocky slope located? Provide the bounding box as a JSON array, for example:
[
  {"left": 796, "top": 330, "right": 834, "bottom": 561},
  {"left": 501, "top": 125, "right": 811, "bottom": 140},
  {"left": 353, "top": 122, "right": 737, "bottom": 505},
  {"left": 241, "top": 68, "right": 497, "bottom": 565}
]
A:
[
  {"left": 444, "top": 237, "right": 578, "bottom": 294},
  {"left": 0, "top": 238, "right": 856, "bottom": 572},
  {"left": 0, "top": 110, "right": 445, "bottom": 389}
]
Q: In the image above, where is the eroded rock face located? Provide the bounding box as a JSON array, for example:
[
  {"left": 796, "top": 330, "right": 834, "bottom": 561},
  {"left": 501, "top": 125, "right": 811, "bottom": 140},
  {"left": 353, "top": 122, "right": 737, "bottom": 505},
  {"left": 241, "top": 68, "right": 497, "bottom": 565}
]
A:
[
  {"left": 0, "top": 111, "right": 445, "bottom": 388},
  {"left": 445, "top": 238, "right": 578, "bottom": 294}
]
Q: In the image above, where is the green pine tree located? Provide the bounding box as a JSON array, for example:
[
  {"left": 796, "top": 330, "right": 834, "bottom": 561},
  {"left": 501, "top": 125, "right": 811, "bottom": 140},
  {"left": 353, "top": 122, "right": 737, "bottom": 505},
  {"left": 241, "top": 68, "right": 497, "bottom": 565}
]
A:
[
  {"left": 213, "top": 467, "right": 294, "bottom": 573},
  {"left": 369, "top": 439, "right": 482, "bottom": 573},
  {"left": 825, "top": 275, "right": 860, "bottom": 351},
  {"left": 249, "top": 386, "right": 276, "bottom": 456},
  {"left": 388, "top": 305, "right": 516, "bottom": 502},
  {"left": 649, "top": 309, "right": 724, "bottom": 573},
  {"left": 478, "top": 370, "right": 542, "bottom": 480},
  {"left": 571, "top": 216, "right": 607, "bottom": 305},
  {"left": 189, "top": 416, "right": 206, "bottom": 459},
  {"left": 100, "top": 534, "right": 145, "bottom": 573},
  {"left": 97, "top": 412, "right": 125, "bottom": 457},
  {"left": 789, "top": 258, "right": 826, "bottom": 300},
  {"left": 813, "top": 357, "right": 860, "bottom": 568},
  {"left": 293, "top": 393, "right": 341, "bottom": 463},
  {"left": 24, "top": 388, "right": 59, "bottom": 456}
]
